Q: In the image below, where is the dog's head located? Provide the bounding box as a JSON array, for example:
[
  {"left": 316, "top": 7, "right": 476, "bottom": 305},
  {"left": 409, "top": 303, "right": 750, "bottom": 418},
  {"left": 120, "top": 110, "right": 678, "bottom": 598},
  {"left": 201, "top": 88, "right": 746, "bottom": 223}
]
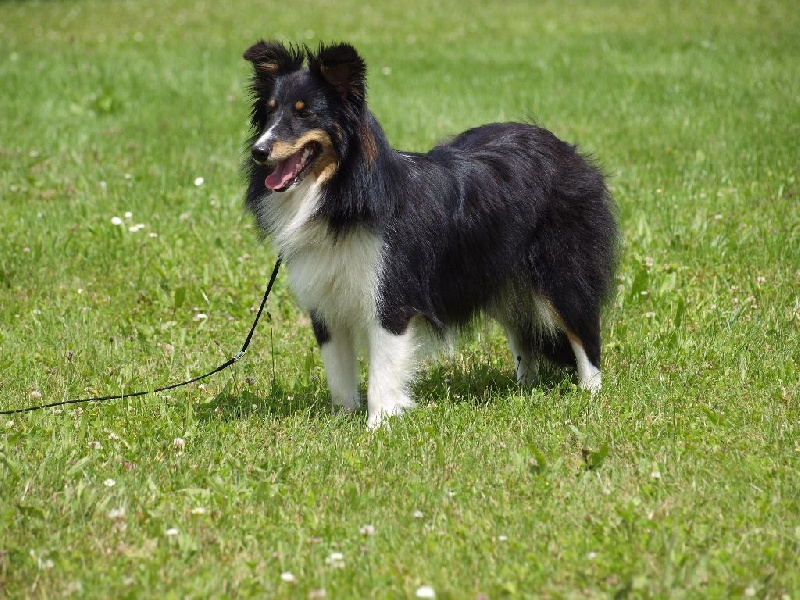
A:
[{"left": 243, "top": 41, "right": 368, "bottom": 192}]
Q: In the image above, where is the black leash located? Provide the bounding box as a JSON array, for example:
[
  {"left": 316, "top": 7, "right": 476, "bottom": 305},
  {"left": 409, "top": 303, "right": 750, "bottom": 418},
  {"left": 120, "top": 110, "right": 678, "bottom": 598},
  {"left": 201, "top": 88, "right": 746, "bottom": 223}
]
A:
[{"left": 1, "top": 256, "right": 282, "bottom": 416}]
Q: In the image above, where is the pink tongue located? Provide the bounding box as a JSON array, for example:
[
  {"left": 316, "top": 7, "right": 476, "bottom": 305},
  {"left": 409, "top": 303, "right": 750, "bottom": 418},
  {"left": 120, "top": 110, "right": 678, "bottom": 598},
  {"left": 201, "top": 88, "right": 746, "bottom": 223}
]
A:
[{"left": 264, "top": 150, "right": 305, "bottom": 191}]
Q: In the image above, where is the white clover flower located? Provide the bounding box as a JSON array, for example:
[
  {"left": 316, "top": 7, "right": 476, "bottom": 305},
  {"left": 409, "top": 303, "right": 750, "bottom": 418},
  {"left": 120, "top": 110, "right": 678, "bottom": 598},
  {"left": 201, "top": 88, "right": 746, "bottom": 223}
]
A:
[
  {"left": 173, "top": 437, "right": 186, "bottom": 451},
  {"left": 165, "top": 527, "right": 179, "bottom": 536},
  {"left": 194, "top": 177, "right": 204, "bottom": 186},
  {"left": 103, "top": 478, "right": 116, "bottom": 487},
  {"left": 108, "top": 507, "right": 126, "bottom": 520},
  {"left": 416, "top": 585, "right": 436, "bottom": 598},
  {"left": 412, "top": 510, "right": 424, "bottom": 519},
  {"left": 191, "top": 506, "right": 208, "bottom": 515},
  {"left": 88, "top": 441, "right": 103, "bottom": 450},
  {"left": 280, "top": 571, "right": 297, "bottom": 583},
  {"left": 192, "top": 313, "right": 208, "bottom": 322},
  {"left": 325, "top": 552, "right": 345, "bottom": 568},
  {"left": 359, "top": 524, "right": 376, "bottom": 536},
  {"left": 111, "top": 216, "right": 123, "bottom": 226},
  {"left": 30, "top": 390, "right": 42, "bottom": 400}
]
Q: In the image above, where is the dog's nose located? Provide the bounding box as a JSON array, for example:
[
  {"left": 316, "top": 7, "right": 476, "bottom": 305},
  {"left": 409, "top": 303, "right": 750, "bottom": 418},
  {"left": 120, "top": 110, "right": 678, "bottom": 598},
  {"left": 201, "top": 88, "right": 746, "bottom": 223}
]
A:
[{"left": 251, "top": 142, "right": 272, "bottom": 165}]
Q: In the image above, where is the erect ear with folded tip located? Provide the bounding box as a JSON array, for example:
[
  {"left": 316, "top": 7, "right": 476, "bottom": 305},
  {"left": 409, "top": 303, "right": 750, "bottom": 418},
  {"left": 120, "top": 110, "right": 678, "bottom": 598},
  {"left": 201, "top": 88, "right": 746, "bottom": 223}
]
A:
[
  {"left": 242, "top": 40, "right": 305, "bottom": 77},
  {"left": 309, "top": 42, "right": 367, "bottom": 101}
]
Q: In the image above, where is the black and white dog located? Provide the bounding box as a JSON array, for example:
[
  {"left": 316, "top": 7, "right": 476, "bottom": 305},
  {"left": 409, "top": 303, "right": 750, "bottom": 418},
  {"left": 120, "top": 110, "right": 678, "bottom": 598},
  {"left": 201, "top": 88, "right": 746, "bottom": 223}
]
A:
[{"left": 243, "top": 41, "right": 618, "bottom": 428}]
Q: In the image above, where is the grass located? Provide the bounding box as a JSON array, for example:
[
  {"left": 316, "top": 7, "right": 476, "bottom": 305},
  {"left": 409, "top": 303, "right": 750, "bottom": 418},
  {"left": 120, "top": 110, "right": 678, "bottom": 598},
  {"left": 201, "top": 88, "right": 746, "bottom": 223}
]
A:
[{"left": 1, "top": 0, "right": 799, "bottom": 597}]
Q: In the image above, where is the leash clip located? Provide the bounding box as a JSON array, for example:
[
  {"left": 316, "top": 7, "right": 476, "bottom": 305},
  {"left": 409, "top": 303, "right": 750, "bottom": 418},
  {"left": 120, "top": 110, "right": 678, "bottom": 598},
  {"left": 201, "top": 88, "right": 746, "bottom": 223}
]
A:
[{"left": 233, "top": 351, "right": 246, "bottom": 362}]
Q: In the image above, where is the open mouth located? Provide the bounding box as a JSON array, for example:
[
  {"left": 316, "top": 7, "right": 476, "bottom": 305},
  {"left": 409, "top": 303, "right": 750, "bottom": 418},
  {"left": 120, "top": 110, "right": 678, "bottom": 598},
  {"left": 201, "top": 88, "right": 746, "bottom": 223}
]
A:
[{"left": 264, "top": 143, "right": 321, "bottom": 192}]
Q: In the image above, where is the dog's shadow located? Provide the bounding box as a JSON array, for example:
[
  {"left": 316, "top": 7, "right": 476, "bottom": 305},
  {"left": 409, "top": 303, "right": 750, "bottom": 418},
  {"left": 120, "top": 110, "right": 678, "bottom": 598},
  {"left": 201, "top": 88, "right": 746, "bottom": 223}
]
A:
[
  {"left": 195, "top": 376, "right": 328, "bottom": 422},
  {"left": 415, "top": 359, "right": 574, "bottom": 407},
  {"left": 197, "top": 356, "right": 575, "bottom": 423}
]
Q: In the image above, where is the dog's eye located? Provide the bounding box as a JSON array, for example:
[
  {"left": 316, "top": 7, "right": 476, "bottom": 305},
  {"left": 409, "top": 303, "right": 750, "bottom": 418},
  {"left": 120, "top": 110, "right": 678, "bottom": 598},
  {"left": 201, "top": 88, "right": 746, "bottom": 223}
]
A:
[{"left": 294, "top": 100, "right": 312, "bottom": 119}]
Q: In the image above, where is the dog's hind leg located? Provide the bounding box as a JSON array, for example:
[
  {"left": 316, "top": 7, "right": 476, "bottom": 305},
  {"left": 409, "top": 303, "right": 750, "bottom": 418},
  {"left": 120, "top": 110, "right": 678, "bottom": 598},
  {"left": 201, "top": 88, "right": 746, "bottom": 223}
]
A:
[
  {"left": 542, "top": 300, "right": 603, "bottom": 393},
  {"left": 567, "top": 331, "right": 601, "bottom": 392},
  {"left": 312, "top": 314, "right": 361, "bottom": 412},
  {"left": 365, "top": 323, "right": 417, "bottom": 429}
]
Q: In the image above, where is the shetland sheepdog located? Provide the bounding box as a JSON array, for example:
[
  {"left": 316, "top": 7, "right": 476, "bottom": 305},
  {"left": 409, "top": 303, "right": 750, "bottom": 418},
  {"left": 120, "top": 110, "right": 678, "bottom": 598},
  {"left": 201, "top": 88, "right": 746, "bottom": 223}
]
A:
[{"left": 242, "top": 41, "right": 618, "bottom": 428}]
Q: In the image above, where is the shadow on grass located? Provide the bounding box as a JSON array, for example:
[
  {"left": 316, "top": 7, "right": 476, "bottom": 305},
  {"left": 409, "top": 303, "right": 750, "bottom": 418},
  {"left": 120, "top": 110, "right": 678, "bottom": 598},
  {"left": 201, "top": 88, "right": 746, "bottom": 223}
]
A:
[
  {"left": 195, "top": 377, "right": 330, "bottom": 422},
  {"left": 415, "top": 359, "right": 576, "bottom": 406},
  {"left": 196, "top": 358, "right": 577, "bottom": 423}
]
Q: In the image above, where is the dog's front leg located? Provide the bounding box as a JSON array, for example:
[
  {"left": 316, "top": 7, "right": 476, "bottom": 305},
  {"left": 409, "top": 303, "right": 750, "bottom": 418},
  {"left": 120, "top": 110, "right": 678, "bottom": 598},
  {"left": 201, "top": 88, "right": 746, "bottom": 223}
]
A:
[
  {"left": 313, "top": 315, "right": 360, "bottom": 413},
  {"left": 365, "top": 324, "right": 417, "bottom": 429}
]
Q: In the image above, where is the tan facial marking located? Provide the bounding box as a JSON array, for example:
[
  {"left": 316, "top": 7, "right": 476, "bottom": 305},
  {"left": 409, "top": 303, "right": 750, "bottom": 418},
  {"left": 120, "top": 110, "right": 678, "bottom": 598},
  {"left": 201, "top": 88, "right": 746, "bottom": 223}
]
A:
[
  {"left": 267, "top": 129, "right": 339, "bottom": 184},
  {"left": 269, "top": 130, "right": 328, "bottom": 160},
  {"left": 312, "top": 151, "right": 338, "bottom": 184},
  {"left": 268, "top": 99, "right": 276, "bottom": 108},
  {"left": 294, "top": 100, "right": 305, "bottom": 111}
]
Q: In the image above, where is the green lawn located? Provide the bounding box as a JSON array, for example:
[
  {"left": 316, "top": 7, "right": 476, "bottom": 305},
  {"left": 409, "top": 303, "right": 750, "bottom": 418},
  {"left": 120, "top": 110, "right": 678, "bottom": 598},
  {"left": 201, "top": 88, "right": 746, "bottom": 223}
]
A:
[{"left": 1, "top": 0, "right": 799, "bottom": 597}]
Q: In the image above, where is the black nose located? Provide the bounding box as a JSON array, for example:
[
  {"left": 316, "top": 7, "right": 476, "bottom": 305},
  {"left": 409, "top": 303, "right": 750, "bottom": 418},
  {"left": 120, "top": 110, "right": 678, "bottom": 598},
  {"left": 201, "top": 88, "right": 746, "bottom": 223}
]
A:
[{"left": 251, "top": 142, "right": 272, "bottom": 165}]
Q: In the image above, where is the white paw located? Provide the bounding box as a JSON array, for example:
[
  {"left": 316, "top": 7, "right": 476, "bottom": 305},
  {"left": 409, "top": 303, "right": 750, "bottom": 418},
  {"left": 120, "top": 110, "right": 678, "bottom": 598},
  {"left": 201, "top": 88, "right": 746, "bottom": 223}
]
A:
[
  {"left": 332, "top": 393, "right": 361, "bottom": 413},
  {"left": 366, "top": 395, "right": 415, "bottom": 430},
  {"left": 579, "top": 371, "right": 602, "bottom": 394}
]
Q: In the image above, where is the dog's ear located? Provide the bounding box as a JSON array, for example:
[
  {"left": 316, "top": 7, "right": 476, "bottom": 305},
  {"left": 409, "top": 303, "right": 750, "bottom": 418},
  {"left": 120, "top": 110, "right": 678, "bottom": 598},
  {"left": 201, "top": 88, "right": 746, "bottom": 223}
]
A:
[
  {"left": 243, "top": 40, "right": 304, "bottom": 77},
  {"left": 309, "top": 43, "right": 367, "bottom": 101}
]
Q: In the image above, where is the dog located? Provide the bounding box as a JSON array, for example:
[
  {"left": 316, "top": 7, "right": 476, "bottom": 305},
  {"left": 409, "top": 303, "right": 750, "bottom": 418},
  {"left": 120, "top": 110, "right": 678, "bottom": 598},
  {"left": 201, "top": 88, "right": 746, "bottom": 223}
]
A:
[{"left": 242, "top": 41, "right": 618, "bottom": 428}]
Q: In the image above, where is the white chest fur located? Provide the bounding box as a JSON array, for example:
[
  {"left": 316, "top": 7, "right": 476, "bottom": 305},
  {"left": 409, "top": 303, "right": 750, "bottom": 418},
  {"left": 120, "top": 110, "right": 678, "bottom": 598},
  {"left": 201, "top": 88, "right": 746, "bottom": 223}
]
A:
[
  {"left": 287, "top": 226, "right": 383, "bottom": 332},
  {"left": 270, "top": 181, "right": 384, "bottom": 336}
]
